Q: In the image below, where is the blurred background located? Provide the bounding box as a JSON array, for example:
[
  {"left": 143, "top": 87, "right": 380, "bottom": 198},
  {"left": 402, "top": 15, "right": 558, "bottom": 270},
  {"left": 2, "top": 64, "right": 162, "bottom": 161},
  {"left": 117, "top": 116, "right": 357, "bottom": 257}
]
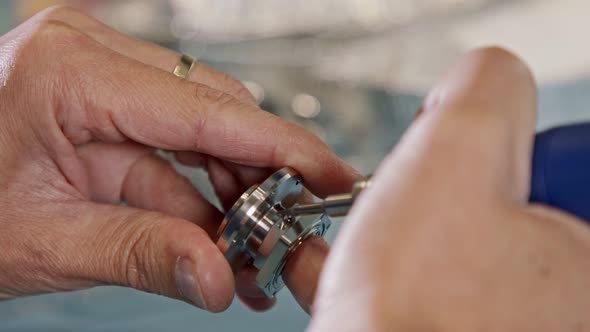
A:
[{"left": 0, "top": 0, "right": 589, "bottom": 331}]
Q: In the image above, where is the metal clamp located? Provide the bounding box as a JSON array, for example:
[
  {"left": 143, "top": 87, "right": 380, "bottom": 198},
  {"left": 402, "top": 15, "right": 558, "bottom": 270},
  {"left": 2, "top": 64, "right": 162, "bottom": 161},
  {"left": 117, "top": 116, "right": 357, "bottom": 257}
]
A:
[{"left": 216, "top": 167, "right": 331, "bottom": 297}]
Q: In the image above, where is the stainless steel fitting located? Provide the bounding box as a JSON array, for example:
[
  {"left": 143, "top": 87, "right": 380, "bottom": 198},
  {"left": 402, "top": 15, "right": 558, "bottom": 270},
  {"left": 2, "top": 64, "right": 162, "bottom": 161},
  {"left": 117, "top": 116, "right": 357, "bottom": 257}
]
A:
[{"left": 216, "top": 167, "right": 332, "bottom": 297}]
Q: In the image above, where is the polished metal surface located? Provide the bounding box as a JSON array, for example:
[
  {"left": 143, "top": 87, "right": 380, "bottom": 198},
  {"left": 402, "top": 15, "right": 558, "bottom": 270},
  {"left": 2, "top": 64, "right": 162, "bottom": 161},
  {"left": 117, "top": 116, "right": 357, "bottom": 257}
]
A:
[
  {"left": 284, "top": 177, "right": 372, "bottom": 218},
  {"left": 216, "top": 167, "right": 331, "bottom": 297},
  {"left": 172, "top": 54, "right": 196, "bottom": 79},
  {"left": 216, "top": 172, "right": 372, "bottom": 297}
]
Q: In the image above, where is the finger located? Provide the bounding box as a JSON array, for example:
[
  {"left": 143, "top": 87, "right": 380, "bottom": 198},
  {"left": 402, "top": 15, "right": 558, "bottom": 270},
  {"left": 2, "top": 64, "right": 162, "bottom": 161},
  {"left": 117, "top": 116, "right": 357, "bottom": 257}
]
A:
[
  {"left": 205, "top": 156, "right": 243, "bottom": 211},
  {"left": 283, "top": 236, "right": 330, "bottom": 314},
  {"left": 234, "top": 267, "right": 270, "bottom": 298},
  {"left": 77, "top": 142, "right": 222, "bottom": 238},
  {"left": 122, "top": 151, "right": 223, "bottom": 238},
  {"left": 176, "top": 152, "right": 270, "bottom": 187},
  {"left": 235, "top": 267, "right": 277, "bottom": 312},
  {"left": 232, "top": 237, "right": 330, "bottom": 314},
  {"left": 46, "top": 202, "right": 234, "bottom": 312},
  {"left": 176, "top": 151, "right": 272, "bottom": 209},
  {"left": 207, "top": 157, "right": 274, "bottom": 211},
  {"left": 238, "top": 293, "right": 277, "bottom": 312},
  {"left": 383, "top": 47, "right": 537, "bottom": 202},
  {"left": 41, "top": 26, "right": 359, "bottom": 198},
  {"left": 41, "top": 6, "right": 256, "bottom": 104},
  {"left": 78, "top": 143, "right": 274, "bottom": 311},
  {"left": 175, "top": 151, "right": 208, "bottom": 168},
  {"left": 76, "top": 142, "right": 151, "bottom": 203}
]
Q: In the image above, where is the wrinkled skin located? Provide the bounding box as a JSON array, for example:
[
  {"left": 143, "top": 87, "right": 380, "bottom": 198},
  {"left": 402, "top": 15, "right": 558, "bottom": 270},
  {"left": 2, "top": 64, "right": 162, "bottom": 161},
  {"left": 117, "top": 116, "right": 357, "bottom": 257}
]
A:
[
  {"left": 309, "top": 48, "right": 590, "bottom": 331},
  {"left": 0, "top": 6, "right": 358, "bottom": 313},
  {"left": 4, "top": 6, "right": 589, "bottom": 331}
]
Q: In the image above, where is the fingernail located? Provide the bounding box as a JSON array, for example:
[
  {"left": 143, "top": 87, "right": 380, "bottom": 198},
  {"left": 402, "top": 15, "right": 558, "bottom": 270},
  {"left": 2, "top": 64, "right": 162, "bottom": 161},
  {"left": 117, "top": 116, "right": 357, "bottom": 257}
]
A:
[{"left": 175, "top": 256, "right": 208, "bottom": 310}]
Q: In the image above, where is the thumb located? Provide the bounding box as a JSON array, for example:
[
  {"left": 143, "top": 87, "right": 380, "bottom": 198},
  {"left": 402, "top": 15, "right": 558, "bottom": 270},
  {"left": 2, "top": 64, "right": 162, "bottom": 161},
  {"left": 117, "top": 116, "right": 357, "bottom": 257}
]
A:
[{"left": 59, "top": 202, "right": 235, "bottom": 312}]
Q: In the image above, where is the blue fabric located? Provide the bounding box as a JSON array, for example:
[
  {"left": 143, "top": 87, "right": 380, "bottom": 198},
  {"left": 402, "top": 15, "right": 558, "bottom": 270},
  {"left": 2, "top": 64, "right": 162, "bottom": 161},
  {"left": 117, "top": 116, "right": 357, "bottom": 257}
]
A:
[{"left": 530, "top": 123, "right": 590, "bottom": 221}]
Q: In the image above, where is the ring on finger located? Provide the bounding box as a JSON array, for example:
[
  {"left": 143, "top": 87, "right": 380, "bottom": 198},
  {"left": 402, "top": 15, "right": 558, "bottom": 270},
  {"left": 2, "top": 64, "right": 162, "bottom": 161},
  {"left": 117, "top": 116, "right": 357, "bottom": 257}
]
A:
[{"left": 173, "top": 54, "right": 197, "bottom": 79}]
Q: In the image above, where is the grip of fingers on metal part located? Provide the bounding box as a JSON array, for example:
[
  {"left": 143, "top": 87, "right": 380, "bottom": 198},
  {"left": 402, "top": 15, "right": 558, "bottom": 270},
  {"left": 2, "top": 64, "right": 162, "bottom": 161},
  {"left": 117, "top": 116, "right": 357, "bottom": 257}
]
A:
[{"left": 216, "top": 167, "right": 332, "bottom": 297}]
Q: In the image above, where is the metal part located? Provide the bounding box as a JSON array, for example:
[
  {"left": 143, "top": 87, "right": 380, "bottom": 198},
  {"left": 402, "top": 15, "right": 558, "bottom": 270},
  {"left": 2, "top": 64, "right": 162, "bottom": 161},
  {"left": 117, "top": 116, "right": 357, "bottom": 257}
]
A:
[
  {"left": 351, "top": 176, "right": 372, "bottom": 198},
  {"left": 216, "top": 167, "right": 331, "bottom": 297},
  {"left": 283, "top": 176, "right": 372, "bottom": 218},
  {"left": 286, "top": 193, "right": 353, "bottom": 217},
  {"left": 172, "top": 54, "right": 197, "bottom": 79}
]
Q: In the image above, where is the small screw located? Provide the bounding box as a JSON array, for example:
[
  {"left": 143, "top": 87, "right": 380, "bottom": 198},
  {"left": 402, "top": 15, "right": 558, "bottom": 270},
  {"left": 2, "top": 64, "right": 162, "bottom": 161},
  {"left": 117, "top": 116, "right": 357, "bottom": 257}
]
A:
[{"left": 283, "top": 214, "right": 296, "bottom": 225}]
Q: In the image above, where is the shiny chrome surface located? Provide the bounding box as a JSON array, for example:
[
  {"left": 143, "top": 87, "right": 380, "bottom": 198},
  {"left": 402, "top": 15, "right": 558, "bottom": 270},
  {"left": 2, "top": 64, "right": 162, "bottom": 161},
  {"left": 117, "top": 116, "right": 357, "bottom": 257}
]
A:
[
  {"left": 283, "top": 177, "right": 372, "bottom": 218},
  {"left": 216, "top": 167, "right": 331, "bottom": 297}
]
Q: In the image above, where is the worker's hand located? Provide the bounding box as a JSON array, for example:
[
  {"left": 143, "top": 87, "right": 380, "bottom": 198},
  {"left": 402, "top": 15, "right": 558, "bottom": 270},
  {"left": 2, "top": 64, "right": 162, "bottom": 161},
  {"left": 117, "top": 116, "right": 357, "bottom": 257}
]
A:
[
  {"left": 0, "top": 6, "right": 358, "bottom": 313},
  {"left": 308, "top": 47, "right": 590, "bottom": 331}
]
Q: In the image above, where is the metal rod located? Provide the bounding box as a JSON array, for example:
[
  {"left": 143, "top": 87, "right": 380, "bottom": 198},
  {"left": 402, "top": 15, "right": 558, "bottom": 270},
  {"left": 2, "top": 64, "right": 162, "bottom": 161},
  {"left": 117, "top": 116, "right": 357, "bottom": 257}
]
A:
[
  {"left": 285, "top": 194, "right": 354, "bottom": 218},
  {"left": 283, "top": 177, "right": 373, "bottom": 218}
]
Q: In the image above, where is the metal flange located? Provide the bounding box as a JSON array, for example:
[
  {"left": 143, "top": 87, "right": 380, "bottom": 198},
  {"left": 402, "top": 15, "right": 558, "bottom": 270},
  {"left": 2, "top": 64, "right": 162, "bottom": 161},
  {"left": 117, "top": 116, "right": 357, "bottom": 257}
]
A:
[{"left": 216, "top": 167, "right": 331, "bottom": 297}]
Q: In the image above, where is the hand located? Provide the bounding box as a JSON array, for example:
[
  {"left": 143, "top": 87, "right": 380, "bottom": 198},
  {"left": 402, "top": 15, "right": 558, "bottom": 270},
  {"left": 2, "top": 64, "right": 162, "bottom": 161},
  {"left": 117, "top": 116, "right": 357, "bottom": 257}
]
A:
[
  {"left": 308, "top": 47, "right": 590, "bottom": 331},
  {"left": 0, "top": 6, "right": 358, "bottom": 313}
]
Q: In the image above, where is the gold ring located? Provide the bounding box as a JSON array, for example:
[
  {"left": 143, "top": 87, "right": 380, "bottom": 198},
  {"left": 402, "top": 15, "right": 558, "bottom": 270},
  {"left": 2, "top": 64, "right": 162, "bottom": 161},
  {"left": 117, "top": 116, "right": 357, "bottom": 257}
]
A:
[{"left": 173, "top": 54, "right": 197, "bottom": 79}]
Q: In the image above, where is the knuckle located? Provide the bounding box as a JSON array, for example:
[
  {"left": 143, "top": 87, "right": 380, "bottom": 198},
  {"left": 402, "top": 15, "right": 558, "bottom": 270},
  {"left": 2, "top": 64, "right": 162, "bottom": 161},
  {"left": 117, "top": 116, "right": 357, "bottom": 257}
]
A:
[
  {"left": 33, "top": 20, "right": 92, "bottom": 53},
  {"left": 0, "top": 23, "right": 88, "bottom": 132},
  {"left": 2, "top": 20, "right": 90, "bottom": 82},
  {"left": 220, "top": 74, "right": 255, "bottom": 103},
  {"left": 10, "top": 5, "right": 97, "bottom": 60},
  {"left": 37, "top": 5, "right": 81, "bottom": 21},
  {"left": 193, "top": 83, "right": 237, "bottom": 106},
  {"left": 40, "top": 5, "right": 108, "bottom": 36},
  {"left": 25, "top": 21, "right": 92, "bottom": 117},
  {"left": 1, "top": 6, "right": 93, "bottom": 76},
  {"left": 235, "top": 83, "right": 257, "bottom": 104}
]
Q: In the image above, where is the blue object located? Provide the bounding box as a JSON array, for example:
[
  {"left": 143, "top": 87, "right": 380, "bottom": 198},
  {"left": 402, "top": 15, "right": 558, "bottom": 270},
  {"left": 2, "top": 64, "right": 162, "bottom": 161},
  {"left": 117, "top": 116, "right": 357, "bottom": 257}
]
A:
[{"left": 530, "top": 122, "right": 590, "bottom": 221}]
